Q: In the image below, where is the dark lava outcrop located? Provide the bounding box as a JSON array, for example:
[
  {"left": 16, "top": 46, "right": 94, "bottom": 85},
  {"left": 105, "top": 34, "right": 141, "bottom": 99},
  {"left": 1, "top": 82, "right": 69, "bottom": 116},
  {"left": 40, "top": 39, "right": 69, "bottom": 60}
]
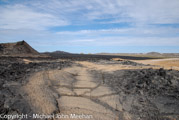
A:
[
  {"left": 91, "top": 68, "right": 179, "bottom": 120},
  {"left": 0, "top": 57, "right": 72, "bottom": 120}
]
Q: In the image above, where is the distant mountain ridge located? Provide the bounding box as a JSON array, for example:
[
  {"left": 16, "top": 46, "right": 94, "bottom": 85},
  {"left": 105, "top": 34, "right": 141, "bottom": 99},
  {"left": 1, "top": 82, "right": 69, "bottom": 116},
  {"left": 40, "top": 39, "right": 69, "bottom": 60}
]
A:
[
  {"left": 0, "top": 40, "right": 39, "bottom": 56},
  {"left": 44, "top": 51, "right": 71, "bottom": 55},
  {"left": 96, "top": 52, "right": 179, "bottom": 58},
  {"left": 146, "top": 52, "right": 161, "bottom": 55},
  {"left": 42, "top": 50, "right": 71, "bottom": 57}
]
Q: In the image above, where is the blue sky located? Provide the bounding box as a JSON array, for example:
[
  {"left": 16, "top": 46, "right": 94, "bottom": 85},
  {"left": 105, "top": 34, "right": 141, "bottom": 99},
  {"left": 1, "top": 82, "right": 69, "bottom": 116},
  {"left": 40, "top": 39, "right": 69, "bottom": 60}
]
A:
[{"left": 0, "top": 0, "right": 179, "bottom": 53}]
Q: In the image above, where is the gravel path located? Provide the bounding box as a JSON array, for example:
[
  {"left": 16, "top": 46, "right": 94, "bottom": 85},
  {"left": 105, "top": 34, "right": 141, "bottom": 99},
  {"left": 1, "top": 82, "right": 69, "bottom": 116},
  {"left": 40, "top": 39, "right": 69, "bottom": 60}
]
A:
[{"left": 24, "top": 65, "right": 123, "bottom": 120}]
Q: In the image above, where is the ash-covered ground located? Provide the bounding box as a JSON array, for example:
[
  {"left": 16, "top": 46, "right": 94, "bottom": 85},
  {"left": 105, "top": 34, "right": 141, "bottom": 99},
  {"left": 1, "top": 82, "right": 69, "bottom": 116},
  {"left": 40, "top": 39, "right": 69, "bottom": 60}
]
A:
[{"left": 0, "top": 56, "right": 179, "bottom": 120}]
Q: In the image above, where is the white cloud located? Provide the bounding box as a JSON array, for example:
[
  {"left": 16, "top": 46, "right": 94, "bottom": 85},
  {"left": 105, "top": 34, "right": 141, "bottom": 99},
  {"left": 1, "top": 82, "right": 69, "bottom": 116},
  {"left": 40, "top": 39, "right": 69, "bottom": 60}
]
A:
[
  {"left": 0, "top": 28, "right": 179, "bottom": 51},
  {"left": 73, "top": 37, "right": 179, "bottom": 46},
  {"left": 70, "top": 39, "right": 95, "bottom": 42},
  {"left": 35, "top": 0, "right": 179, "bottom": 24},
  {"left": 125, "top": 0, "right": 179, "bottom": 24},
  {"left": 0, "top": 0, "right": 179, "bottom": 52},
  {"left": 56, "top": 26, "right": 179, "bottom": 37},
  {"left": 0, "top": 4, "right": 69, "bottom": 30},
  {"left": 1, "top": 0, "right": 179, "bottom": 30}
]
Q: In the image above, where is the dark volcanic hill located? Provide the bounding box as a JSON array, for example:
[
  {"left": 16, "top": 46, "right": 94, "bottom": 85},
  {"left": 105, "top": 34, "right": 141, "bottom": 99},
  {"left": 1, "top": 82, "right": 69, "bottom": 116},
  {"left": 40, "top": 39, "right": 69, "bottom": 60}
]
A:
[
  {"left": 43, "top": 50, "right": 71, "bottom": 55},
  {"left": 0, "top": 40, "right": 39, "bottom": 56},
  {"left": 42, "top": 50, "right": 71, "bottom": 57}
]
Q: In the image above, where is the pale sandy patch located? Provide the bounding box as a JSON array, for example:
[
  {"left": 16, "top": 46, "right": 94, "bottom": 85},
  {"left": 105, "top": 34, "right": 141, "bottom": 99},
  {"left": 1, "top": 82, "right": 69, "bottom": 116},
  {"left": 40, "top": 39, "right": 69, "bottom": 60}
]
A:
[{"left": 133, "top": 58, "right": 179, "bottom": 70}]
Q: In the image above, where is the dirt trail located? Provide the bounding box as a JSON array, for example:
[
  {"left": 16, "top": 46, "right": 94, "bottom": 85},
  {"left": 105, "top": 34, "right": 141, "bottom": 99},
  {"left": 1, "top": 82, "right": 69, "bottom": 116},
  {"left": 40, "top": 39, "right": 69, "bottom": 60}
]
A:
[{"left": 24, "top": 64, "right": 124, "bottom": 120}]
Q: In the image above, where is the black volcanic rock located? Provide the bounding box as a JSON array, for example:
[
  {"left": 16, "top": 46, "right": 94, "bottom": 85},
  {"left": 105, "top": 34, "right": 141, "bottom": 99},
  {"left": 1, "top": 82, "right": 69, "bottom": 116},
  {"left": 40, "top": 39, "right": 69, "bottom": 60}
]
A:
[
  {"left": 0, "top": 57, "right": 72, "bottom": 118},
  {"left": 90, "top": 68, "right": 179, "bottom": 120},
  {"left": 0, "top": 40, "right": 39, "bottom": 55}
]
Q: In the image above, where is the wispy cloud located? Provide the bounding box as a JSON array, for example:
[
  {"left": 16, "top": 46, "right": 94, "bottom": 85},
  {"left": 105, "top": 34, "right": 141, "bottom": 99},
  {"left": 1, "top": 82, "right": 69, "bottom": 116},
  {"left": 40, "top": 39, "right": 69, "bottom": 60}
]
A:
[
  {"left": 56, "top": 26, "right": 179, "bottom": 38},
  {"left": 1, "top": 0, "right": 179, "bottom": 29},
  {"left": 21, "top": 0, "right": 179, "bottom": 25},
  {"left": 0, "top": 0, "right": 179, "bottom": 53},
  {"left": 0, "top": 4, "right": 69, "bottom": 30}
]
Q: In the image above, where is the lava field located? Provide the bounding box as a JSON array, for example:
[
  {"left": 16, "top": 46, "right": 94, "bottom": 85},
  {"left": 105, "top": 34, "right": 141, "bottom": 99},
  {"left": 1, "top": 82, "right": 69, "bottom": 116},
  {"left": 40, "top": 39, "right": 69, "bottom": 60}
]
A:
[{"left": 0, "top": 56, "right": 179, "bottom": 120}]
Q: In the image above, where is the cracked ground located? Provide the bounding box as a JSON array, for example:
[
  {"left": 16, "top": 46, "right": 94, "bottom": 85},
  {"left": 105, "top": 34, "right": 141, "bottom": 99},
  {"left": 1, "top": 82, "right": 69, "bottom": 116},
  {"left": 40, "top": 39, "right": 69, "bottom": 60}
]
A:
[{"left": 24, "top": 63, "right": 123, "bottom": 120}]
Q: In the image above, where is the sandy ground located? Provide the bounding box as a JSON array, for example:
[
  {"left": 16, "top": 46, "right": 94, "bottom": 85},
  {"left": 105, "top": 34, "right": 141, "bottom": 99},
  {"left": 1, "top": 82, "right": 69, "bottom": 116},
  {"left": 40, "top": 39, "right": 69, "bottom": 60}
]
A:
[
  {"left": 23, "top": 64, "right": 126, "bottom": 120},
  {"left": 132, "top": 58, "right": 179, "bottom": 70},
  {"left": 23, "top": 71, "right": 59, "bottom": 114},
  {"left": 77, "top": 61, "right": 159, "bottom": 72}
]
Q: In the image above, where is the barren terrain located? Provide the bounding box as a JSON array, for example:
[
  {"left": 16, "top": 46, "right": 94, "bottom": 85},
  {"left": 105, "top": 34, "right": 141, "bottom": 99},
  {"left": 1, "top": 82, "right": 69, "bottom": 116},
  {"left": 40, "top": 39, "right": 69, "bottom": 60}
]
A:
[
  {"left": 1, "top": 56, "right": 179, "bottom": 120},
  {"left": 132, "top": 58, "right": 179, "bottom": 70}
]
